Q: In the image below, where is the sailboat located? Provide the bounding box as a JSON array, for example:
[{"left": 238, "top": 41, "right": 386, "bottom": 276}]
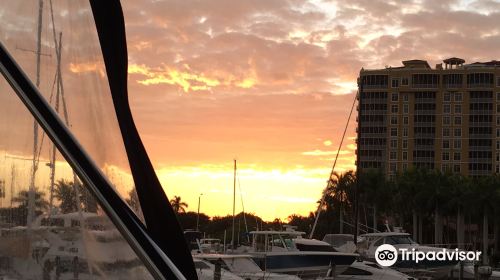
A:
[{"left": 0, "top": 1, "right": 195, "bottom": 279}]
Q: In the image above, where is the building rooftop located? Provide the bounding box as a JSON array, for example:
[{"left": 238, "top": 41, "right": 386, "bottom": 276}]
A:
[
  {"left": 361, "top": 58, "right": 500, "bottom": 72},
  {"left": 402, "top": 59, "right": 431, "bottom": 69}
]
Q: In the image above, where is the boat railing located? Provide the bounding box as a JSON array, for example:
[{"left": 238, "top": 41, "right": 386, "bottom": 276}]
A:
[{"left": 418, "top": 242, "right": 475, "bottom": 250}]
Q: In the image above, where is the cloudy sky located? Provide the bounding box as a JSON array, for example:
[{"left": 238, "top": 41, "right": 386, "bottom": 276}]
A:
[
  {"left": 115, "top": 0, "right": 500, "bottom": 220},
  {"left": 1, "top": 0, "right": 499, "bottom": 221}
]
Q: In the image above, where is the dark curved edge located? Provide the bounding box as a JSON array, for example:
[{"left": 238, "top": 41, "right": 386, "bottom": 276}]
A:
[
  {"left": 0, "top": 41, "right": 177, "bottom": 279},
  {"left": 88, "top": 1, "right": 197, "bottom": 279}
]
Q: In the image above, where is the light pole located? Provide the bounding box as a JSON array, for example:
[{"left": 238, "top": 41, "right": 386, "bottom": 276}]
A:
[{"left": 196, "top": 193, "right": 203, "bottom": 231}]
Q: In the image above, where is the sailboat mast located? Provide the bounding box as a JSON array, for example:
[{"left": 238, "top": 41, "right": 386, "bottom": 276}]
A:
[
  {"left": 231, "top": 159, "right": 236, "bottom": 249},
  {"left": 27, "top": 0, "right": 44, "bottom": 227},
  {"left": 48, "top": 32, "right": 62, "bottom": 217}
]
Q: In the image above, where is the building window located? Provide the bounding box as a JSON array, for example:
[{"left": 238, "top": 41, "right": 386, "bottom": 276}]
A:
[
  {"left": 391, "top": 93, "right": 398, "bottom": 102},
  {"left": 390, "top": 151, "right": 397, "bottom": 160},
  {"left": 454, "top": 116, "right": 462, "bottom": 125},
  {"left": 444, "top": 92, "right": 451, "bottom": 102},
  {"left": 454, "top": 128, "right": 462, "bottom": 137},
  {"left": 455, "top": 92, "right": 462, "bottom": 102},
  {"left": 391, "top": 105, "right": 398, "bottom": 113},
  {"left": 441, "top": 164, "right": 450, "bottom": 172},
  {"left": 403, "top": 94, "right": 409, "bottom": 102},
  {"left": 401, "top": 77, "right": 409, "bottom": 86},
  {"left": 443, "top": 104, "right": 451, "bottom": 114},
  {"left": 391, "top": 128, "right": 398, "bottom": 137},
  {"left": 454, "top": 139, "right": 462, "bottom": 149},
  {"left": 497, "top": 92, "right": 500, "bottom": 101},
  {"left": 403, "top": 127, "right": 408, "bottom": 137},
  {"left": 402, "top": 163, "right": 408, "bottom": 171},
  {"left": 454, "top": 152, "right": 461, "bottom": 161},
  {"left": 454, "top": 164, "right": 461, "bottom": 173},
  {"left": 442, "top": 152, "right": 450, "bottom": 161},
  {"left": 467, "top": 73, "right": 494, "bottom": 87},
  {"left": 497, "top": 128, "right": 500, "bottom": 137},
  {"left": 392, "top": 79, "right": 399, "bottom": 88},
  {"left": 443, "top": 128, "right": 450, "bottom": 137},
  {"left": 497, "top": 140, "right": 500, "bottom": 150},
  {"left": 443, "top": 116, "right": 450, "bottom": 125},
  {"left": 403, "top": 104, "right": 409, "bottom": 114},
  {"left": 454, "top": 104, "right": 462, "bottom": 114},
  {"left": 497, "top": 104, "right": 500, "bottom": 113},
  {"left": 497, "top": 77, "right": 500, "bottom": 87},
  {"left": 390, "top": 163, "right": 397, "bottom": 173},
  {"left": 402, "top": 139, "right": 408, "bottom": 149},
  {"left": 497, "top": 116, "right": 500, "bottom": 126},
  {"left": 390, "top": 139, "right": 398, "bottom": 149},
  {"left": 391, "top": 116, "right": 398, "bottom": 125},
  {"left": 402, "top": 151, "right": 408, "bottom": 160},
  {"left": 497, "top": 153, "right": 500, "bottom": 162},
  {"left": 497, "top": 165, "right": 500, "bottom": 173},
  {"left": 403, "top": 116, "right": 409, "bottom": 125},
  {"left": 443, "top": 140, "right": 450, "bottom": 149}
]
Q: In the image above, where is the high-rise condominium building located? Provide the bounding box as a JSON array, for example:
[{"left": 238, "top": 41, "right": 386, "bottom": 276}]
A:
[{"left": 357, "top": 58, "right": 500, "bottom": 178}]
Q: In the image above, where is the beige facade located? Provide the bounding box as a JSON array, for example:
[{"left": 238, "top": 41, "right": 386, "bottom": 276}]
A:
[{"left": 357, "top": 58, "right": 500, "bottom": 178}]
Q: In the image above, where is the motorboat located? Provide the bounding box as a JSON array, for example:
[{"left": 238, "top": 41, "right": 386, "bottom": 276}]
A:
[
  {"left": 235, "top": 227, "right": 357, "bottom": 279},
  {"left": 323, "top": 234, "right": 357, "bottom": 253},
  {"left": 357, "top": 232, "right": 458, "bottom": 279},
  {"left": 194, "top": 258, "right": 244, "bottom": 280},
  {"left": 336, "top": 260, "right": 415, "bottom": 280},
  {"left": 449, "top": 261, "right": 500, "bottom": 279},
  {"left": 195, "top": 253, "right": 301, "bottom": 280},
  {"left": 0, "top": 212, "right": 152, "bottom": 280}
]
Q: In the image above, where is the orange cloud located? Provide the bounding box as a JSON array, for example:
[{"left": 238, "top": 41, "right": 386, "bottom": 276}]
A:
[
  {"left": 128, "top": 63, "right": 258, "bottom": 92},
  {"left": 69, "top": 62, "right": 106, "bottom": 77}
]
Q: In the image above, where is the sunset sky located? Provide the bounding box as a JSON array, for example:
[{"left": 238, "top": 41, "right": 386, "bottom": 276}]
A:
[
  {"left": 115, "top": 0, "right": 500, "bottom": 220},
  {"left": 1, "top": 1, "right": 499, "bottom": 222}
]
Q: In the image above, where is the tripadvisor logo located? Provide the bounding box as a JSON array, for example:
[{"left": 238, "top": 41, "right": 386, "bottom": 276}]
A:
[
  {"left": 375, "top": 244, "right": 398, "bottom": 267},
  {"left": 374, "top": 244, "right": 482, "bottom": 267}
]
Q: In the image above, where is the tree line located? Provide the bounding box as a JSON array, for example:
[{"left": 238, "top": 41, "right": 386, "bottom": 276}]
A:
[
  {"left": 170, "top": 168, "right": 500, "bottom": 263},
  {"left": 0, "top": 179, "right": 98, "bottom": 226}
]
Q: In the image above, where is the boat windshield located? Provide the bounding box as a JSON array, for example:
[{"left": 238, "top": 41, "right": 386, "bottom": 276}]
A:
[
  {"left": 385, "top": 235, "right": 417, "bottom": 245},
  {"left": 0, "top": 2, "right": 155, "bottom": 279}
]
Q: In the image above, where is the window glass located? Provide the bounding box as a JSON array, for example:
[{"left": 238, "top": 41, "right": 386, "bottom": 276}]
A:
[{"left": 0, "top": 2, "right": 154, "bottom": 279}]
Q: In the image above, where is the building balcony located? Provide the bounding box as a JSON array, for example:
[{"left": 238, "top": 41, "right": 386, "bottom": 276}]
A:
[
  {"left": 467, "top": 83, "right": 494, "bottom": 88},
  {"left": 414, "top": 133, "right": 436, "bottom": 138},
  {"left": 362, "top": 84, "right": 388, "bottom": 89},
  {"left": 413, "top": 157, "right": 435, "bottom": 162},
  {"left": 413, "top": 110, "right": 436, "bottom": 115},
  {"left": 444, "top": 83, "right": 463, "bottom": 89},
  {"left": 412, "top": 84, "right": 439, "bottom": 89},
  {"left": 414, "top": 145, "right": 435, "bottom": 150},
  {"left": 469, "top": 134, "right": 492, "bottom": 139}
]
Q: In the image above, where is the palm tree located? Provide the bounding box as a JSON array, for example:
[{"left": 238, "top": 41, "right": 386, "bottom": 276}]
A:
[
  {"left": 13, "top": 188, "right": 49, "bottom": 212},
  {"left": 78, "top": 182, "right": 98, "bottom": 213},
  {"left": 170, "top": 196, "right": 188, "bottom": 213},
  {"left": 359, "top": 169, "right": 387, "bottom": 232},
  {"left": 324, "top": 171, "right": 355, "bottom": 233},
  {"left": 54, "top": 179, "right": 78, "bottom": 213}
]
